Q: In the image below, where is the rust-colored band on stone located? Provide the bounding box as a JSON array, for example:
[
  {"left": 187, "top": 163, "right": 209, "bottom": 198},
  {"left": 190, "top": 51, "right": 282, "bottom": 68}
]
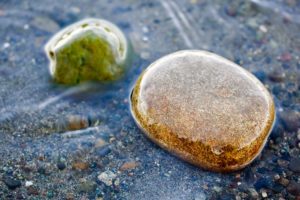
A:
[{"left": 130, "top": 50, "right": 275, "bottom": 172}]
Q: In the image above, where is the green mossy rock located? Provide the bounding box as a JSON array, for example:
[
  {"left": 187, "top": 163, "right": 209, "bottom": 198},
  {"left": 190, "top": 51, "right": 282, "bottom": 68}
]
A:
[{"left": 45, "top": 18, "right": 129, "bottom": 85}]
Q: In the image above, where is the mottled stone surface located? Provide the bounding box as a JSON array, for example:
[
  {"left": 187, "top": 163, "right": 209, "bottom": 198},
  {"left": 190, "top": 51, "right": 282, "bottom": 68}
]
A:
[
  {"left": 131, "top": 50, "right": 275, "bottom": 172},
  {"left": 45, "top": 18, "right": 129, "bottom": 84}
]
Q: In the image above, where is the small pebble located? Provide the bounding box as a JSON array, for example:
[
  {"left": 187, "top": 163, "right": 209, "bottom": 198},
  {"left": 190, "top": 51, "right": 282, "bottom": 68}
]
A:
[
  {"left": 32, "top": 16, "right": 60, "bottom": 33},
  {"left": 268, "top": 70, "right": 286, "bottom": 82},
  {"left": 114, "top": 178, "right": 120, "bottom": 186},
  {"left": 25, "top": 181, "right": 33, "bottom": 187},
  {"left": 95, "top": 138, "right": 107, "bottom": 148},
  {"left": 287, "top": 181, "right": 300, "bottom": 196},
  {"left": 213, "top": 186, "right": 222, "bottom": 193},
  {"left": 78, "top": 181, "right": 97, "bottom": 193},
  {"left": 279, "top": 178, "right": 290, "bottom": 187},
  {"left": 3, "top": 176, "right": 21, "bottom": 190},
  {"left": 95, "top": 145, "right": 111, "bottom": 157},
  {"left": 3, "top": 42, "right": 10, "bottom": 49},
  {"left": 280, "top": 110, "right": 300, "bottom": 132},
  {"left": 66, "top": 193, "right": 75, "bottom": 200},
  {"left": 289, "top": 158, "right": 300, "bottom": 173},
  {"left": 27, "top": 186, "right": 39, "bottom": 195},
  {"left": 261, "top": 190, "right": 268, "bottom": 198},
  {"left": 67, "top": 115, "right": 89, "bottom": 131},
  {"left": 259, "top": 25, "right": 268, "bottom": 33},
  {"left": 278, "top": 52, "right": 292, "bottom": 62},
  {"left": 98, "top": 171, "right": 117, "bottom": 186},
  {"left": 248, "top": 188, "right": 259, "bottom": 198},
  {"left": 225, "top": 6, "right": 237, "bottom": 17},
  {"left": 119, "top": 161, "right": 139, "bottom": 171},
  {"left": 57, "top": 161, "right": 66, "bottom": 170},
  {"left": 274, "top": 174, "right": 280, "bottom": 180},
  {"left": 72, "top": 162, "right": 89, "bottom": 171}
]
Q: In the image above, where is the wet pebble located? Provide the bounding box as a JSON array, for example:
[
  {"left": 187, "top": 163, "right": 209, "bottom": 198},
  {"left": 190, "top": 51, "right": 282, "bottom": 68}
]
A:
[
  {"left": 119, "top": 161, "right": 139, "bottom": 171},
  {"left": 278, "top": 52, "right": 292, "bottom": 62},
  {"left": 131, "top": 50, "right": 275, "bottom": 172},
  {"left": 278, "top": 177, "right": 290, "bottom": 187},
  {"left": 248, "top": 188, "right": 259, "bottom": 199},
  {"left": 254, "top": 177, "right": 273, "bottom": 190},
  {"left": 261, "top": 190, "right": 268, "bottom": 198},
  {"left": 98, "top": 171, "right": 117, "bottom": 186},
  {"left": 3, "top": 175, "right": 22, "bottom": 190},
  {"left": 31, "top": 16, "right": 60, "bottom": 33},
  {"left": 268, "top": 70, "right": 286, "bottom": 82},
  {"left": 95, "top": 145, "right": 111, "bottom": 157},
  {"left": 287, "top": 181, "right": 300, "bottom": 196},
  {"left": 78, "top": 181, "right": 97, "bottom": 193},
  {"left": 280, "top": 110, "right": 300, "bottom": 132},
  {"left": 289, "top": 157, "right": 300, "bottom": 173},
  {"left": 67, "top": 115, "right": 89, "bottom": 131},
  {"left": 72, "top": 162, "right": 89, "bottom": 171},
  {"left": 27, "top": 186, "right": 39, "bottom": 195},
  {"left": 95, "top": 138, "right": 107, "bottom": 148},
  {"left": 65, "top": 193, "right": 75, "bottom": 200},
  {"left": 57, "top": 161, "right": 66, "bottom": 170},
  {"left": 25, "top": 181, "right": 33, "bottom": 187}
]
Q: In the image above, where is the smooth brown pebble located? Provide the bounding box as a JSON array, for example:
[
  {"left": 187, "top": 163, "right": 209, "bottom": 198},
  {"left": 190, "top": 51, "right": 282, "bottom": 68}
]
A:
[
  {"left": 72, "top": 162, "right": 89, "bottom": 171},
  {"left": 119, "top": 161, "right": 139, "bottom": 171},
  {"left": 130, "top": 50, "right": 275, "bottom": 172},
  {"left": 67, "top": 115, "right": 89, "bottom": 131}
]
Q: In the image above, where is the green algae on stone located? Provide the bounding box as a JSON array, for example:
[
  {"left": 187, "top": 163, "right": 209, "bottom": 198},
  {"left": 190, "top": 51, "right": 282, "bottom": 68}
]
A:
[{"left": 45, "top": 18, "right": 129, "bottom": 85}]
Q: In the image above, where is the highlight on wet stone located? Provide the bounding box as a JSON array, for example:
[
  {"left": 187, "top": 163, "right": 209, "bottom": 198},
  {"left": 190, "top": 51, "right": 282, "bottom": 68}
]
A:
[
  {"left": 45, "top": 18, "right": 129, "bottom": 85},
  {"left": 130, "top": 50, "right": 275, "bottom": 172}
]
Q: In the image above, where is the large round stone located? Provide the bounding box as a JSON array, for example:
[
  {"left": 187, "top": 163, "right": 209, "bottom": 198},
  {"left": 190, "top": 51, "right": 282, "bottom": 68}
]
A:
[
  {"left": 130, "top": 50, "right": 275, "bottom": 172},
  {"left": 45, "top": 18, "right": 129, "bottom": 85}
]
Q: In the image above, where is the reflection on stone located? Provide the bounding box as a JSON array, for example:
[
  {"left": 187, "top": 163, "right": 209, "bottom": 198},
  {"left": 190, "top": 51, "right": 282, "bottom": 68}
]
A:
[{"left": 131, "top": 50, "right": 275, "bottom": 172}]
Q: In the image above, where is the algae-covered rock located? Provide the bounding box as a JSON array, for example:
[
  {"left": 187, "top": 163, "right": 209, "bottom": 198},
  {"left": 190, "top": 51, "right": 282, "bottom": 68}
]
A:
[{"left": 45, "top": 18, "right": 129, "bottom": 84}]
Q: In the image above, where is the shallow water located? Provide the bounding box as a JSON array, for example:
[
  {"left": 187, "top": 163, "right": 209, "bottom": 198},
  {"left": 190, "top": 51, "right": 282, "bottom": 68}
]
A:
[{"left": 0, "top": 0, "right": 299, "bottom": 199}]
